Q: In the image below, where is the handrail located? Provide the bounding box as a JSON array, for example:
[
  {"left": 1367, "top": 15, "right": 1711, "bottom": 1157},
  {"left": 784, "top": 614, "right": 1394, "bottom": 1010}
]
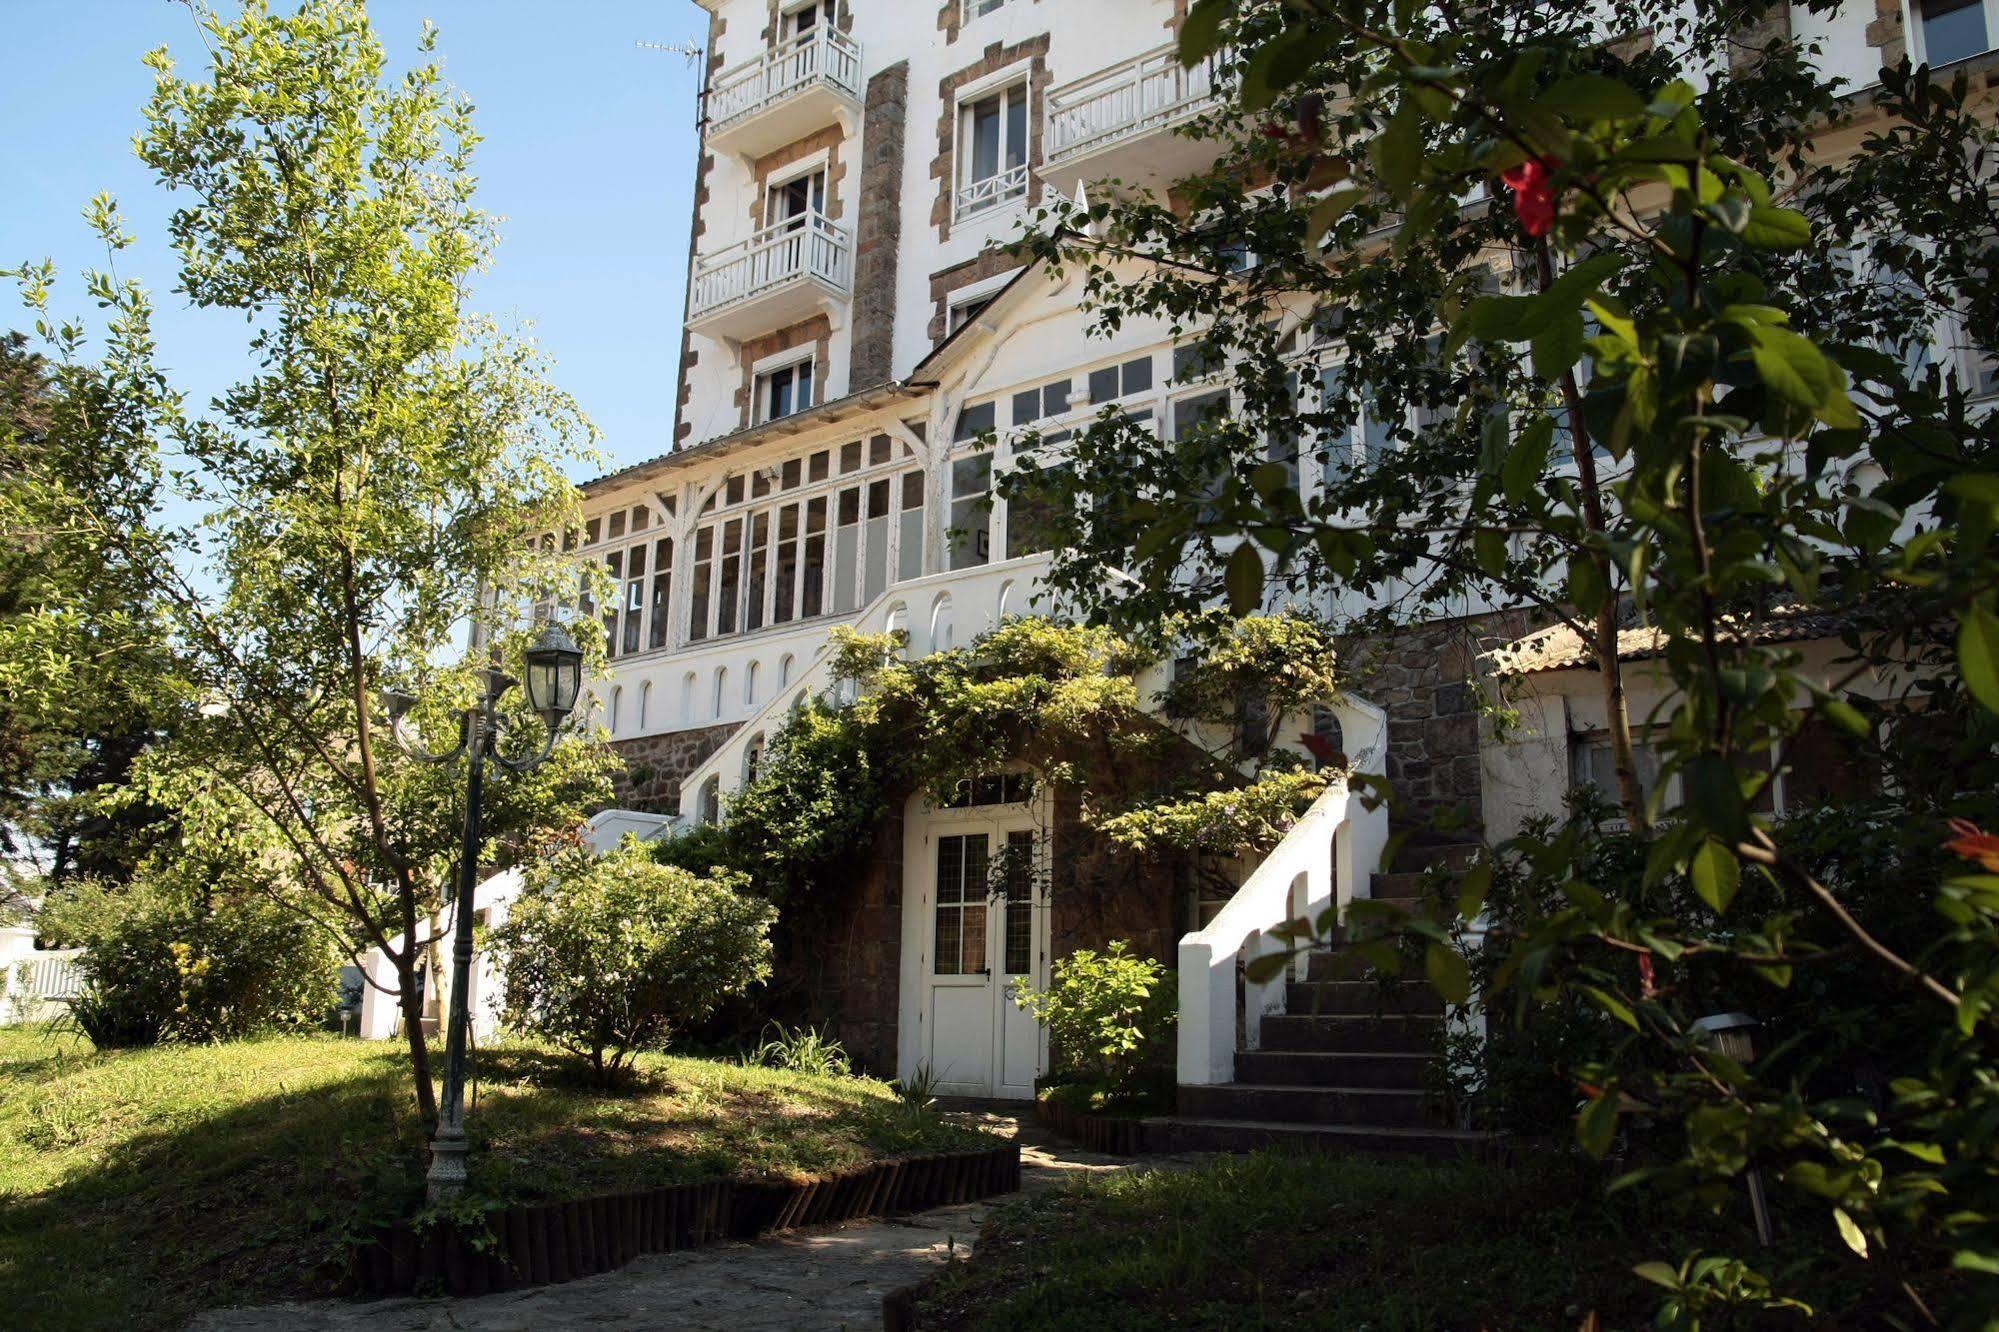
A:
[
  {"left": 1046, "top": 42, "right": 1222, "bottom": 167},
  {"left": 690, "top": 212, "right": 852, "bottom": 320},
  {"left": 705, "top": 27, "right": 862, "bottom": 132},
  {"left": 955, "top": 163, "right": 1030, "bottom": 221},
  {"left": 1176, "top": 694, "right": 1388, "bottom": 1086}
]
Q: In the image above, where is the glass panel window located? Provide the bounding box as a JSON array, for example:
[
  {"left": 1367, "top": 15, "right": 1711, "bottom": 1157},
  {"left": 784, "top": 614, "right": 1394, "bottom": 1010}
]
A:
[
  {"left": 603, "top": 551, "right": 622, "bottom": 654},
  {"left": 1002, "top": 830, "right": 1034, "bottom": 976},
  {"left": 955, "top": 399, "right": 997, "bottom": 443},
  {"left": 622, "top": 544, "right": 645, "bottom": 655},
  {"left": 802, "top": 496, "right": 827, "bottom": 618},
  {"left": 648, "top": 538, "right": 673, "bottom": 649},
  {"left": 832, "top": 486, "right": 860, "bottom": 615},
  {"left": 899, "top": 471, "right": 926, "bottom": 582},
  {"left": 758, "top": 359, "right": 815, "bottom": 423},
  {"left": 767, "top": 168, "right": 826, "bottom": 230},
  {"left": 958, "top": 82, "right": 1030, "bottom": 217},
  {"left": 933, "top": 833, "right": 991, "bottom": 976},
  {"left": 950, "top": 451, "right": 993, "bottom": 569},
  {"left": 1920, "top": 0, "right": 1990, "bottom": 64},
  {"left": 773, "top": 502, "right": 801, "bottom": 624},
  {"left": 689, "top": 527, "right": 713, "bottom": 642},
  {"left": 864, "top": 478, "right": 892, "bottom": 604},
  {"left": 745, "top": 511, "right": 770, "bottom": 633},
  {"left": 716, "top": 518, "right": 743, "bottom": 637}
]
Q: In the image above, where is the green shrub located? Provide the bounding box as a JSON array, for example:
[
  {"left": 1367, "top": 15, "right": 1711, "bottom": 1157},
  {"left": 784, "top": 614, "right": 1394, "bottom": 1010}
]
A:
[
  {"left": 1011, "top": 940, "right": 1174, "bottom": 1104},
  {"left": 744, "top": 1020, "right": 851, "bottom": 1077},
  {"left": 40, "top": 868, "right": 341, "bottom": 1049},
  {"left": 494, "top": 839, "right": 776, "bottom": 1083}
]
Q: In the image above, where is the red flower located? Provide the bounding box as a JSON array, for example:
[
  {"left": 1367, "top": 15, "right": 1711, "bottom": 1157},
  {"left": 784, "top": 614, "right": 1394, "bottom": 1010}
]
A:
[
  {"left": 1946, "top": 818, "right": 1999, "bottom": 873},
  {"left": 1500, "top": 156, "right": 1561, "bottom": 239},
  {"left": 1637, "top": 952, "right": 1657, "bottom": 1000}
]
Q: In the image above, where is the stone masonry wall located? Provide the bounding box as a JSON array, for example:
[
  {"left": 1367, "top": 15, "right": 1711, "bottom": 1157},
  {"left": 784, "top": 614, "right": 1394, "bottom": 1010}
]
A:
[
  {"left": 849, "top": 61, "right": 909, "bottom": 389},
  {"left": 609, "top": 722, "right": 741, "bottom": 815}
]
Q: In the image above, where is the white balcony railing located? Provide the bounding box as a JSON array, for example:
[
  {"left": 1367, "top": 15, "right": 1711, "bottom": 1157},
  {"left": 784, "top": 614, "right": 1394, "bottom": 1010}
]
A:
[
  {"left": 1046, "top": 43, "right": 1221, "bottom": 169},
  {"left": 689, "top": 212, "right": 852, "bottom": 323},
  {"left": 954, "top": 163, "right": 1031, "bottom": 223},
  {"left": 705, "top": 27, "right": 862, "bottom": 134}
]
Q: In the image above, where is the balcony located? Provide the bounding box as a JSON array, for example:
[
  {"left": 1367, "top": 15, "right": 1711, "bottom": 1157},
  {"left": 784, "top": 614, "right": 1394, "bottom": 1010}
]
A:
[
  {"left": 703, "top": 28, "right": 862, "bottom": 161},
  {"left": 1041, "top": 43, "right": 1223, "bottom": 197},
  {"left": 688, "top": 212, "right": 852, "bottom": 342}
]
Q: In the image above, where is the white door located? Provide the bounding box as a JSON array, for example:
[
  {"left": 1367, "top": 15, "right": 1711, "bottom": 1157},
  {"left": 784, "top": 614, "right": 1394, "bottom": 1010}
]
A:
[{"left": 914, "top": 815, "right": 1047, "bottom": 1098}]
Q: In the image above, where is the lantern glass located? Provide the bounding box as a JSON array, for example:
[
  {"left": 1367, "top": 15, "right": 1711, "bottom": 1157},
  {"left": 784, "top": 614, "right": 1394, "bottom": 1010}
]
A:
[{"left": 522, "top": 624, "right": 584, "bottom": 726}]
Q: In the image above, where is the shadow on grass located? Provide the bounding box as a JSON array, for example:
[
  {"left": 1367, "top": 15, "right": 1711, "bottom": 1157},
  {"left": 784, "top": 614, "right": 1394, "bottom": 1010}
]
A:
[{"left": 0, "top": 1036, "right": 984, "bottom": 1332}]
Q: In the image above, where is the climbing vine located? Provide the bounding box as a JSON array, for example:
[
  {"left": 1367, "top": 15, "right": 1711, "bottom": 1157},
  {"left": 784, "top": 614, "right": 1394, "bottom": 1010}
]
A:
[{"left": 655, "top": 613, "right": 1350, "bottom": 914}]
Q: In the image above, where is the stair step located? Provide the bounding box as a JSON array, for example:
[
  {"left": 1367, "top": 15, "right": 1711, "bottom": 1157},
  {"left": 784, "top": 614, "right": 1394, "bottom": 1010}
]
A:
[
  {"left": 1157, "top": 1115, "right": 1495, "bottom": 1159},
  {"left": 1260, "top": 1013, "right": 1443, "bottom": 1054},
  {"left": 1390, "top": 842, "right": 1482, "bottom": 873},
  {"left": 1235, "top": 1049, "right": 1433, "bottom": 1089},
  {"left": 1179, "top": 1081, "right": 1430, "bottom": 1128},
  {"left": 1304, "top": 950, "right": 1386, "bottom": 982},
  {"left": 1368, "top": 871, "right": 1443, "bottom": 898},
  {"left": 1285, "top": 980, "right": 1443, "bottom": 1016}
]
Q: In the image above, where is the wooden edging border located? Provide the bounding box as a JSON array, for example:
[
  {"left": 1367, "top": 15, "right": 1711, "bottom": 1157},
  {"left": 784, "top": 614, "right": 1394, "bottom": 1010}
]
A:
[
  {"left": 349, "top": 1141, "right": 1022, "bottom": 1297},
  {"left": 1033, "top": 1093, "right": 1151, "bottom": 1155}
]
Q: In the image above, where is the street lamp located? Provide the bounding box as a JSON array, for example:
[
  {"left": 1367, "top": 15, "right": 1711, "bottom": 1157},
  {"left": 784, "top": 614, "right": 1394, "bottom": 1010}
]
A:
[{"left": 383, "top": 622, "right": 584, "bottom": 1200}]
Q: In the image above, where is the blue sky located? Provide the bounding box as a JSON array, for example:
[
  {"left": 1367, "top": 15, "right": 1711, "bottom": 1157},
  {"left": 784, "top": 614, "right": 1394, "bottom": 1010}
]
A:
[{"left": 0, "top": 1, "right": 706, "bottom": 479}]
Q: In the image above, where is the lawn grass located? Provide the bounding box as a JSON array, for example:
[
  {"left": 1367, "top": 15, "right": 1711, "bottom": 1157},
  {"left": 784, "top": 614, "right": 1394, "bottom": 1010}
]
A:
[
  {"left": 914, "top": 1149, "right": 1798, "bottom": 1331},
  {"left": 0, "top": 1026, "right": 990, "bottom": 1330}
]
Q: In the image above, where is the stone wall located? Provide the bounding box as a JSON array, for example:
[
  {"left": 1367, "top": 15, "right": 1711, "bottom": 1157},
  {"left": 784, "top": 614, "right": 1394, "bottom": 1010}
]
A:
[
  {"left": 849, "top": 61, "right": 909, "bottom": 390},
  {"left": 1340, "top": 609, "right": 1539, "bottom": 843},
  {"left": 608, "top": 722, "right": 741, "bottom": 815}
]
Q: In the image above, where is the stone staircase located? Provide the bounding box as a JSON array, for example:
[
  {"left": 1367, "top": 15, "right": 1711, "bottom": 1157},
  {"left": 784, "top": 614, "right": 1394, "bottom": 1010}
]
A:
[{"left": 1166, "top": 847, "right": 1495, "bottom": 1158}]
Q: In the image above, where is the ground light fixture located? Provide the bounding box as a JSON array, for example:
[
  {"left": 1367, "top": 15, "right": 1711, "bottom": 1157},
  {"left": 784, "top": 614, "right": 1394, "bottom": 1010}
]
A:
[{"left": 381, "top": 622, "right": 585, "bottom": 1200}]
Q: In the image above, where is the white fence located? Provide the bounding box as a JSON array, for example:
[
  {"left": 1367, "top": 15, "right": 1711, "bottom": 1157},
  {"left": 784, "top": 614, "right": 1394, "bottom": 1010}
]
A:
[
  {"left": 1176, "top": 696, "right": 1389, "bottom": 1085},
  {"left": 2, "top": 928, "right": 85, "bottom": 1024},
  {"left": 705, "top": 26, "right": 862, "bottom": 133},
  {"left": 689, "top": 212, "right": 852, "bottom": 322},
  {"left": 1045, "top": 43, "right": 1220, "bottom": 170}
]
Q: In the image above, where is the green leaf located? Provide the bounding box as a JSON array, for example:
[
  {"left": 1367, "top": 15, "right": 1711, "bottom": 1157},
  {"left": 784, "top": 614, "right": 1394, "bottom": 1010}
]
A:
[
  {"left": 1691, "top": 839, "right": 1742, "bottom": 914},
  {"left": 1370, "top": 100, "right": 1423, "bottom": 201},
  {"left": 1473, "top": 527, "right": 1509, "bottom": 576},
  {"left": 1224, "top": 541, "right": 1265, "bottom": 614},
  {"left": 1960, "top": 604, "right": 1999, "bottom": 714},
  {"left": 1177, "top": 0, "right": 1230, "bottom": 65},
  {"left": 1568, "top": 555, "right": 1606, "bottom": 612},
  {"left": 1538, "top": 73, "right": 1648, "bottom": 121},
  {"left": 1632, "top": 1261, "right": 1682, "bottom": 1291},
  {"left": 1456, "top": 859, "right": 1492, "bottom": 920},
  {"left": 1532, "top": 309, "right": 1586, "bottom": 380},
  {"left": 1425, "top": 942, "right": 1471, "bottom": 1005},
  {"left": 1502, "top": 415, "right": 1552, "bottom": 503},
  {"left": 1834, "top": 1207, "right": 1869, "bottom": 1259},
  {"left": 1244, "top": 952, "right": 1290, "bottom": 984},
  {"left": 1819, "top": 697, "right": 1870, "bottom": 739},
  {"left": 1747, "top": 325, "right": 1835, "bottom": 410},
  {"left": 1576, "top": 1090, "right": 1619, "bottom": 1157},
  {"left": 1952, "top": 1250, "right": 1999, "bottom": 1275},
  {"left": 1740, "top": 205, "right": 1812, "bottom": 250},
  {"left": 1307, "top": 187, "right": 1367, "bottom": 247},
  {"left": 1580, "top": 983, "right": 1640, "bottom": 1031},
  {"left": 1685, "top": 754, "right": 1750, "bottom": 844}
]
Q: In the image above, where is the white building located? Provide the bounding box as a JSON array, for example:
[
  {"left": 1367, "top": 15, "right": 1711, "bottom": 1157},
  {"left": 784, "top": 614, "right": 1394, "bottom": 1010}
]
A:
[{"left": 376, "top": 2, "right": 1960, "bottom": 1146}]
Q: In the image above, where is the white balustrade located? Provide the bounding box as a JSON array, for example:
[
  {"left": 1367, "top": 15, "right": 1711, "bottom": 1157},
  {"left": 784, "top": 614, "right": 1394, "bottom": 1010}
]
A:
[
  {"left": 1046, "top": 43, "right": 1220, "bottom": 169},
  {"left": 954, "top": 163, "right": 1030, "bottom": 223},
  {"left": 705, "top": 27, "right": 862, "bottom": 134},
  {"left": 689, "top": 212, "right": 852, "bottom": 323},
  {"left": 2, "top": 941, "right": 85, "bottom": 1023},
  {"left": 1177, "top": 696, "right": 1389, "bottom": 1086}
]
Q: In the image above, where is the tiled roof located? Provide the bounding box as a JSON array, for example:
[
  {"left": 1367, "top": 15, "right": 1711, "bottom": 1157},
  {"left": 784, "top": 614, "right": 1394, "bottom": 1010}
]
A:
[{"left": 1483, "top": 605, "right": 1870, "bottom": 676}]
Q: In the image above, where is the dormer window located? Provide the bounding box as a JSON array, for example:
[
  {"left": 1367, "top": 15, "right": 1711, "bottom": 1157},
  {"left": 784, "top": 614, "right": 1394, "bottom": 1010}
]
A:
[{"left": 783, "top": 0, "right": 838, "bottom": 41}]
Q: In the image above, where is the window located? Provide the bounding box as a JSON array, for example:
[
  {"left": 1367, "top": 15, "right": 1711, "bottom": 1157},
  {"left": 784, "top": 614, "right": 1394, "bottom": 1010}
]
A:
[
  {"left": 1087, "top": 355, "right": 1153, "bottom": 404},
  {"left": 948, "top": 291, "right": 996, "bottom": 334},
  {"left": 1010, "top": 377, "right": 1071, "bottom": 427},
  {"left": 963, "top": 0, "right": 1009, "bottom": 19},
  {"left": 945, "top": 771, "right": 1033, "bottom": 807},
  {"left": 957, "top": 81, "right": 1030, "bottom": 220},
  {"left": 757, "top": 358, "right": 815, "bottom": 423},
  {"left": 766, "top": 168, "right": 826, "bottom": 232},
  {"left": 949, "top": 451, "right": 993, "bottom": 569},
  {"left": 648, "top": 538, "right": 673, "bottom": 649},
  {"left": 1918, "top": 0, "right": 1993, "bottom": 65},
  {"left": 783, "top": 0, "right": 837, "bottom": 40},
  {"left": 698, "top": 775, "right": 721, "bottom": 825},
  {"left": 933, "top": 834, "right": 990, "bottom": 975},
  {"left": 1001, "top": 830, "right": 1035, "bottom": 976}
]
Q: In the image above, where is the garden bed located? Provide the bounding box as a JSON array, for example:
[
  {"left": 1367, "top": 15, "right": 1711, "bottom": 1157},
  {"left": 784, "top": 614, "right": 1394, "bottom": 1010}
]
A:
[
  {"left": 1032, "top": 1084, "right": 1162, "bottom": 1155},
  {"left": 0, "top": 1029, "right": 998, "bottom": 1330}
]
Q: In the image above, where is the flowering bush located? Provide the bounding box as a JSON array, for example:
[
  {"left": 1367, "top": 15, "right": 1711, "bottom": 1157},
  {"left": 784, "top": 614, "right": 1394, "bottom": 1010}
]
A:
[
  {"left": 494, "top": 839, "right": 775, "bottom": 1083},
  {"left": 1011, "top": 941, "right": 1175, "bottom": 1105}
]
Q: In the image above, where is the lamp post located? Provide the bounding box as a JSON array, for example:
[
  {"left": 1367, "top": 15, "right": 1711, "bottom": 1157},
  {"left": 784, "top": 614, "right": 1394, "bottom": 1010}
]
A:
[{"left": 382, "top": 623, "right": 584, "bottom": 1200}]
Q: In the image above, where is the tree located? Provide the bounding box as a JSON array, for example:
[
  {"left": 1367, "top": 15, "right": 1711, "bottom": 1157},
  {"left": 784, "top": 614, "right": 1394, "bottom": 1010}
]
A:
[
  {"left": 0, "top": 331, "right": 172, "bottom": 894},
  {"left": 1003, "top": 0, "right": 1999, "bottom": 1319},
  {"left": 6, "top": 0, "right": 610, "bottom": 1123},
  {"left": 494, "top": 840, "right": 777, "bottom": 1083}
]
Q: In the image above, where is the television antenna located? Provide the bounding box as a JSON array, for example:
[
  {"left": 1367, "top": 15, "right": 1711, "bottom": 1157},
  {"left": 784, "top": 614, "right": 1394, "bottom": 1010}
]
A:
[{"left": 636, "top": 39, "right": 705, "bottom": 67}]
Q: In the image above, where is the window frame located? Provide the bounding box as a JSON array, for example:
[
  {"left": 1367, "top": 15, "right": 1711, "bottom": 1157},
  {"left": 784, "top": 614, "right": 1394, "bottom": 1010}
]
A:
[
  {"left": 954, "top": 74, "right": 1033, "bottom": 223},
  {"left": 754, "top": 353, "right": 818, "bottom": 425}
]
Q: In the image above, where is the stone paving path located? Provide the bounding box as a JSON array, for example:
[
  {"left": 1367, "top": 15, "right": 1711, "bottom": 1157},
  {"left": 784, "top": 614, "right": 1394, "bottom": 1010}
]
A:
[{"left": 190, "top": 1111, "right": 1154, "bottom": 1332}]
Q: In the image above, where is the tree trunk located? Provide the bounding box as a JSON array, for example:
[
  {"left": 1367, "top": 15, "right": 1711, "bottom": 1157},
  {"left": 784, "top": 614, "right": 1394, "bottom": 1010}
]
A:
[{"left": 393, "top": 948, "right": 439, "bottom": 1127}]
